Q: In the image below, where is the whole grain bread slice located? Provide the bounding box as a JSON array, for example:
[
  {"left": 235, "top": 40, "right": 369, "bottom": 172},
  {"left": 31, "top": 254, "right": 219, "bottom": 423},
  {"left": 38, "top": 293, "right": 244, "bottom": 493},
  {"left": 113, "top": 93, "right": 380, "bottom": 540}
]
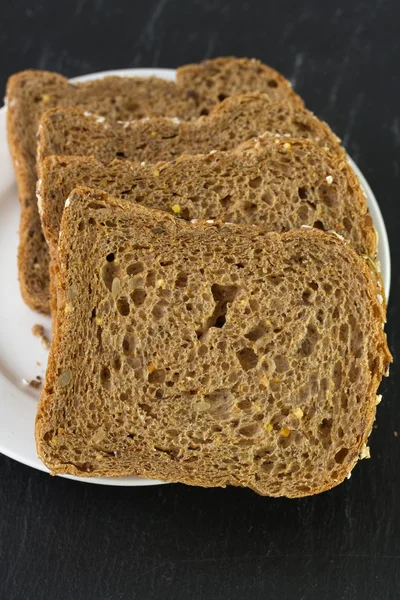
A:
[
  {"left": 35, "top": 94, "right": 344, "bottom": 315},
  {"left": 37, "top": 93, "right": 343, "bottom": 169},
  {"left": 35, "top": 187, "right": 391, "bottom": 496},
  {"left": 6, "top": 57, "right": 301, "bottom": 314},
  {"left": 39, "top": 136, "right": 377, "bottom": 314}
]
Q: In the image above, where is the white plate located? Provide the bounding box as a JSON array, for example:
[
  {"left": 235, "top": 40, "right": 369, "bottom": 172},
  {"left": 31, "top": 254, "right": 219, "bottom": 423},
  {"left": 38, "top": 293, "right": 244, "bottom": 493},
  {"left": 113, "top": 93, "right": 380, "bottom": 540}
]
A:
[{"left": 0, "top": 68, "right": 391, "bottom": 486}]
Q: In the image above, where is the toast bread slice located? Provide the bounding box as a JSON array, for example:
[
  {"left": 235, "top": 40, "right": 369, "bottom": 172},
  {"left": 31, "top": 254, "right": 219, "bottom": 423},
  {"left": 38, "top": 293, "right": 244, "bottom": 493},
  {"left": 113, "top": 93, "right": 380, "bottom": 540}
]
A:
[
  {"left": 6, "top": 57, "right": 300, "bottom": 313},
  {"left": 35, "top": 187, "right": 391, "bottom": 496}
]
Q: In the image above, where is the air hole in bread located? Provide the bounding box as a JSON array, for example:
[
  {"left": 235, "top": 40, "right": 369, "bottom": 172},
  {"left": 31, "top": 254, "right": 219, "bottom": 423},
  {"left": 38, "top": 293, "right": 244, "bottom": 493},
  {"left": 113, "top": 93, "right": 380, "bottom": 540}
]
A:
[
  {"left": 339, "top": 323, "right": 349, "bottom": 343},
  {"left": 349, "top": 365, "right": 361, "bottom": 383},
  {"left": 112, "top": 356, "right": 121, "bottom": 371},
  {"left": 106, "top": 253, "right": 115, "bottom": 262},
  {"left": 261, "top": 189, "right": 275, "bottom": 206},
  {"left": 101, "top": 262, "right": 120, "bottom": 291},
  {"left": 268, "top": 79, "right": 278, "bottom": 88},
  {"left": 298, "top": 186, "right": 308, "bottom": 199},
  {"left": 319, "top": 184, "right": 338, "bottom": 208},
  {"left": 179, "top": 207, "right": 191, "bottom": 220},
  {"left": 197, "top": 345, "right": 207, "bottom": 358},
  {"left": 237, "top": 399, "right": 252, "bottom": 411},
  {"left": 297, "top": 485, "right": 311, "bottom": 493},
  {"left": 100, "top": 366, "right": 111, "bottom": 388},
  {"left": 146, "top": 271, "right": 156, "bottom": 287},
  {"left": 148, "top": 369, "right": 165, "bottom": 384},
  {"left": 131, "top": 289, "right": 147, "bottom": 306},
  {"left": 298, "top": 205, "right": 309, "bottom": 221},
  {"left": 350, "top": 324, "right": 364, "bottom": 355},
  {"left": 152, "top": 299, "right": 169, "bottom": 319},
  {"left": 96, "top": 325, "right": 102, "bottom": 350},
  {"left": 318, "top": 418, "right": 332, "bottom": 439},
  {"left": 123, "top": 101, "right": 138, "bottom": 112},
  {"left": 299, "top": 324, "right": 319, "bottom": 357},
  {"left": 267, "top": 275, "right": 282, "bottom": 286},
  {"left": 196, "top": 283, "right": 238, "bottom": 339},
  {"left": 343, "top": 217, "right": 352, "bottom": 232},
  {"left": 122, "top": 333, "right": 135, "bottom": 355},
  {"left": 127, "top": 262, "right": 144, "bottom": 276},
  {"left": 334, "top": 447, "right": 349, "bottom": 464},
  {"left": 175, "top": 272, "right": 188, "bottom": 288},
  {"left": 245, "top": 323, "right": 266, "bottom": 342},
  {"left": 313, "top": 220, "right": 324, "bottom": 230},
  {"left": 243, "top": 201, "right": 257, "bottom": 213},
  {"left": 166, "top": 429, "right": 179, "bottom": 439},
  {"left": 279, "top": 434, "right": 292, "bottom": 449},
  {"left": 274, "top": 355, "right": 289, "bottom": 373},
  {"left": 220, "top": 194, "right": 231, "bottom": 207},
  {"left": 116, "top": 296, "right": 130, "bottom": 316},
  {"left": 239, "top": 423, "right": 261, "bottom": 438},
  {"left": 88, "top": 202, "right": 107, "bottom": 210},
  {"left": 138, "top": 402, "right": 152, "bottom": 416},
  {"left": 332, "top": 360, "right": 342, "bottom": 389},
  {"left": 302, "top": 289, "right": 316, "bottom": 304},
  {"left": 249, "top": 176, "right": 262, "bottom": 189},
  {"left": 249, "top": 298, "right": 259, "bottom": 312},
  {"left": 237, "top": 347, "right": 258, "bottom": 371},
  {"left": 116, "top": 151, "right": 126, "bottom": 158}
]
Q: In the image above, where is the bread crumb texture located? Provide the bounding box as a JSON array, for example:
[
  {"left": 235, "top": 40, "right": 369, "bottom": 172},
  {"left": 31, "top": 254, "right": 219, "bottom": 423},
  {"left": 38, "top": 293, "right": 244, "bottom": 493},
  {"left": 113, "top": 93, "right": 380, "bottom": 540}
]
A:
[
  {"left": 39, "top": 134, "right": 376, "bottom": 321},
  {"left": 35, "top": 188, "right": 391, "bottom": 497}
]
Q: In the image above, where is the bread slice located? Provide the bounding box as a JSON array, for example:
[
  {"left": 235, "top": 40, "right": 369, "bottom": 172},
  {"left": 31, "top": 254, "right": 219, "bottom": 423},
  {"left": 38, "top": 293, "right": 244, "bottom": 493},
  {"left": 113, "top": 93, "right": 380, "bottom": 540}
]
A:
[
  {"left": 6, "top": 57, "right": 301, "bottom": 314},
  {"left": 39, "top": 136, "right": 376, "bottom": 314},
  {"left": 35, "top": 95, "right": 343, "bottom": 316},
  {"left": 176, "top": 56, "right": 301, "bottom": 114},
  {"left": 37, "top": 93, "right": 343, "bottom": 169},
  {"left": 35, "top": 187, "right": 391, "bottom": 496}
]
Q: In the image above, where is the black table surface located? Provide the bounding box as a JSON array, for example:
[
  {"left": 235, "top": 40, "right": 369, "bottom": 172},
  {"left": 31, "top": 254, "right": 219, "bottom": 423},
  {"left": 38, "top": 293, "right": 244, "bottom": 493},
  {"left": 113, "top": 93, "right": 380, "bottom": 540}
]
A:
[{"left": 1, "top": 1, "right": 399, "bottom": 599}]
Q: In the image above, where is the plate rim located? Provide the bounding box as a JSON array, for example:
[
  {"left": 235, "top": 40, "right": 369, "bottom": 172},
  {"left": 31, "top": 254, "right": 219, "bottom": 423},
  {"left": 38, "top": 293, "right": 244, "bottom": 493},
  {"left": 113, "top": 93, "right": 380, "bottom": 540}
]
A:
[{"left": 0, "top": 66, "right": 391, "bottom": 486}]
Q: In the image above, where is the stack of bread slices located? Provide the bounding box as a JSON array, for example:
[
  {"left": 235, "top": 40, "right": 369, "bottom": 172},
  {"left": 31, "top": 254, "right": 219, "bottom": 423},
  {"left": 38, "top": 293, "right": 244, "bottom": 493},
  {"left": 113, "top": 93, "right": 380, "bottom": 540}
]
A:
[{"left": 6, "top": 57, "right": 391, "bottom": 497}]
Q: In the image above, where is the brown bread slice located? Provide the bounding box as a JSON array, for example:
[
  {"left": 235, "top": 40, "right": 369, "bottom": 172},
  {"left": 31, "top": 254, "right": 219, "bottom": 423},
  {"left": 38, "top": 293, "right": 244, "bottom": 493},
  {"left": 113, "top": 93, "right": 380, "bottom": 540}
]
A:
[
  {"left": 35, "top": 94, "right": 343, "bottom": 315},
  {"left": 39, "top": 136, "right": 376, "bottom": 311},
  {"left": 37, "top": 93, "right": 343, "bottom": 169},
  {"left": 176, "top": 56, "right": 301, "bottom": 115},
  {"left": 35, "top": 187, "right": 391, "bottom": 496},
  {"left": 6, "top": 57, "right": 301, "bottom": 314}
]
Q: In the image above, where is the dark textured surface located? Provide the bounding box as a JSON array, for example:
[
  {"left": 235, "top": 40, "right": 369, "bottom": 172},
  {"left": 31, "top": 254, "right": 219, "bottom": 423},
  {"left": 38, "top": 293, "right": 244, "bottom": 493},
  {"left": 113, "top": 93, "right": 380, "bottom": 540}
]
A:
[{"left": 1, "top": 1, "right": 399, "bottom": 598}]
